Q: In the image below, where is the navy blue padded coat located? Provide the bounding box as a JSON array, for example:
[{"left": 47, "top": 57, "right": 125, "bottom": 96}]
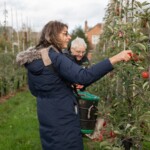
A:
[{"left": 25, "top": 47, "right": 113, "bottom": 150}]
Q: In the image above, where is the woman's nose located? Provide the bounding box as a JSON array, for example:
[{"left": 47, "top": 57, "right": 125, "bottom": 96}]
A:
[
  {"left": 68, "top": 34, "right": 72, "bottom": 40},
  {"left": 79, "top": 53, "right": 84, "bottom": 56}
]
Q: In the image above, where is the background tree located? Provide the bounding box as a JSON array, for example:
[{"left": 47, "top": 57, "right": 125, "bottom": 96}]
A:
[{"left": 87, "top": 0, "right": 150, "bottom": 149}]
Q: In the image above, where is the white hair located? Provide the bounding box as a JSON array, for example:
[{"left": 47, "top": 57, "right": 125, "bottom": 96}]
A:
[{"left": 71, "top": 37, "right": 87, "bottom": 49}]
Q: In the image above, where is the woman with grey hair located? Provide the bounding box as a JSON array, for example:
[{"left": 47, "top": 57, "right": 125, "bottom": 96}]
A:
[
  {"left": 63, "top": 37, "right": 90, "bottom": 91},
  {"left": 64, "top": 37, "right": 90, "bottom": 67},
  {"left": 63, "top": 37, "right": 90, "bottom": 90}
]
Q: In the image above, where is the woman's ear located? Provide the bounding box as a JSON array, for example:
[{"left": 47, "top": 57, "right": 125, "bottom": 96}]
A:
[{"left": 70, "top": 48, "right": 74, "bottom": 54}]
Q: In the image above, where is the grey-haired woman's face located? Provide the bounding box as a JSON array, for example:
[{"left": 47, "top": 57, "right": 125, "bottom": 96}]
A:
[{"left": 71, "top": 46, "right": 86, "bottom": 61}]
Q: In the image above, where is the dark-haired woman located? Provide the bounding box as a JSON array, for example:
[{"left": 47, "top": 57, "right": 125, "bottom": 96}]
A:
[{"left": 16, "top": 20, "right": 132, "bottom": 150}]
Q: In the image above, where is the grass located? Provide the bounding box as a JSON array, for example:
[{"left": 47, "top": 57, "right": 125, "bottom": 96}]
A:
[
  {"left": 0, "top": 90, "right": 149, "bottom": 150},
  {"left": 0, "top": 90, "right": 41, "bottom": 150},
  {"left": 0, "top": 90, "right": 98, "bottom": 150}
]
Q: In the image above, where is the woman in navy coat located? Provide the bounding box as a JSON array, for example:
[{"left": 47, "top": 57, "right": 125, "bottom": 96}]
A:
[{"left": 16, "top": 20, "right": 132, "bottom": 150}]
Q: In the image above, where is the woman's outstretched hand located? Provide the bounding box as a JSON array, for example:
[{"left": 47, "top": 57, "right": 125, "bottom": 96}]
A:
[{"left": 109, "top": 50, "right": 133, "bottom": 65}]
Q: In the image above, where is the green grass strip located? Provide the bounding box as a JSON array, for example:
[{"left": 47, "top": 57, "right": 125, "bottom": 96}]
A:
[{"left": 0, "top": 90, "right": 41, "bottom": 150}]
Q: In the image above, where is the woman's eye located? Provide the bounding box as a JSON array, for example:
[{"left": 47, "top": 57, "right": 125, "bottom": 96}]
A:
[{"left": 61, "top": 31, "right": 69, "bottom": 36}]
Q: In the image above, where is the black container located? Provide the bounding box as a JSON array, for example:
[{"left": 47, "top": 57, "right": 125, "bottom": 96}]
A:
[{"left": 76, "top": 91, "right": 100, "bottom": 134}]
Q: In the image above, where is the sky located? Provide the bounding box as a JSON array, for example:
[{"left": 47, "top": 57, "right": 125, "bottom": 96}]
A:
[{"left": 0, "top": 0, "right": 148, "bottom": 33}]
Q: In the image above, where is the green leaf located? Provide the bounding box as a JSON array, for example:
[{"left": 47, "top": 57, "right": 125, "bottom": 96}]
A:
[
  {"left": 134, "top": 14, "right": 140, "bottom": 17},
  {"left": 105, "top": 146, "right": 112, "bottom": 150},
  {"left": 107, "top": 25, "right": 114, "bottom": 33},
  {"left": 133, "top": 43, "right": 146, "bottom": 51},
  {"left": 135, "top": 1, "right": 142, "bottom": 8},
  {"left": 114, "top": 130, "right": 121, "bottom": 135},
  {"left": 147, "top": 22, "right": 150, "bottom": 29},
  {"left": 139, "top": 36, "right": 149, "bottom": 42},
  {"left": 140, "top": 111, "right": 150, "bottom": 119},
  {"left": 142, "top": 1, "right": 150, "bottom": 6},
  {"left": 125, "top": 123, "right": 131, "bottom": 131},
  {"left": 110, "top": 35, "right": 115, "bottom": 41},
  {"left": 99, "top": 141, "right": 110, "bottom": 147},
  {"left": 113, "top": 102, "right": 120, "bottom": 107},
  {"left": 113, "top": 148, "right": 122, "bottom": 150},
  {"left": 144, "top": 136, "right": 150, "bottom": 142},
  {"left": 143, "top": 81, "right": 149, "bottom": 89},
  {"left": 138, "top": 66, "right": 145, "bottom": 70},
  {"left": 130, "top": 126, "right": 137, "bottom": 132}
]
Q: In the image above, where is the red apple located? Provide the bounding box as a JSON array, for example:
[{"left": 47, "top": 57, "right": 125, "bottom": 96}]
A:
[{"left": 141, "top": 71, "right": 149, "bottom": 79}]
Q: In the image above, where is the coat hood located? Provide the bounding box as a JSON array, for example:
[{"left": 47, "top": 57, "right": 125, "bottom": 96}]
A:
[
  {"left": 16, "top": 46, "right": 59, "bottom": 66},
  {"left": 16, "top": 47, "right": 41, "bottom": 66}
]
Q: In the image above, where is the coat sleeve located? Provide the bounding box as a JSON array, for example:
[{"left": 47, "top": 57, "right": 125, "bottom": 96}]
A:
[{"left": 49, "top": 50, "right": 114, "bottom": 86}]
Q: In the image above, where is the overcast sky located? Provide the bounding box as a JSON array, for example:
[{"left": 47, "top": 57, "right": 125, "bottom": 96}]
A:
[{"left": 0, "top": 0, "right": 148, "bottom": 33}]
